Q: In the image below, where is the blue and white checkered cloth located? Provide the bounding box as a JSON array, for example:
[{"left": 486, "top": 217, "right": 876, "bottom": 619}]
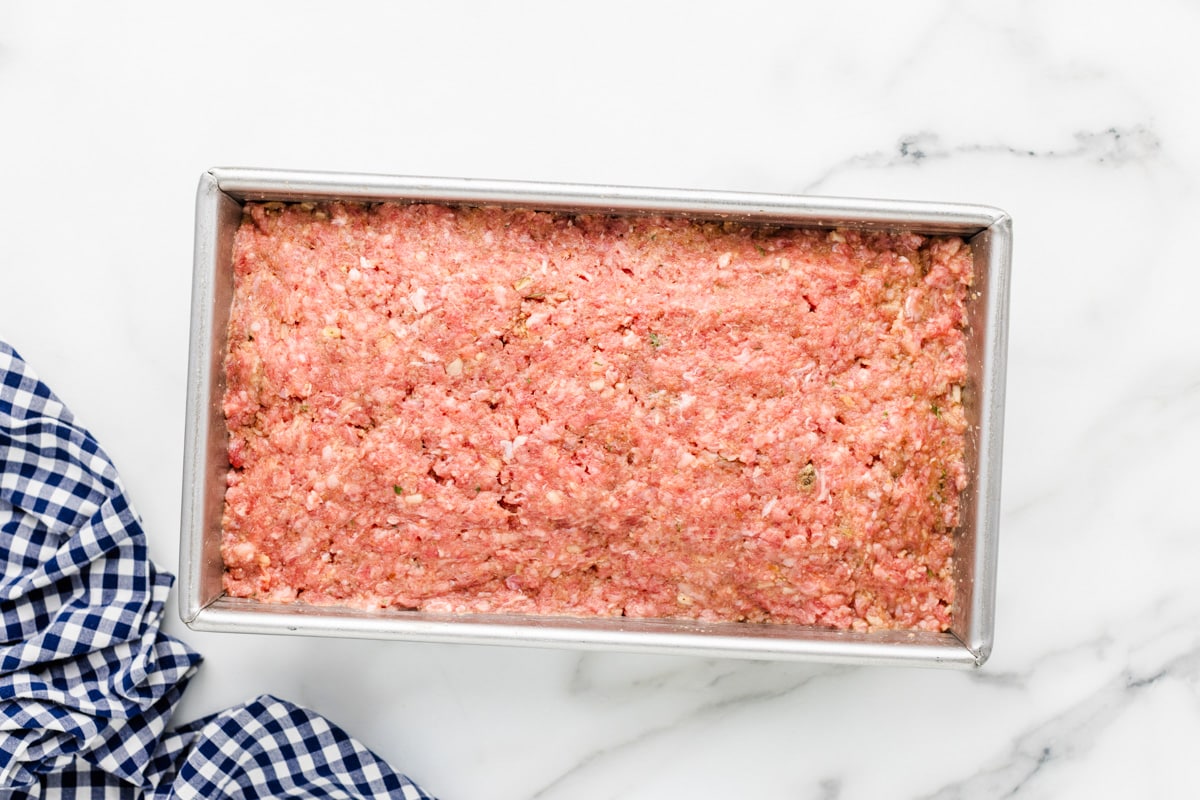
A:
[{"left": 1, "top": 342, "right": 433, "bottom": 799}]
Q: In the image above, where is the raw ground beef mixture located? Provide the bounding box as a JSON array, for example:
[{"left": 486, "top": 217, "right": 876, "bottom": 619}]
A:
[{"left": 222, "top": 201, "right": 972, "bottom": 632}]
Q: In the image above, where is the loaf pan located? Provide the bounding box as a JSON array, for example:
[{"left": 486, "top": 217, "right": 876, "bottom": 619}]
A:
[{"left": 180, "top": 167, "right": 1011, "bottom": 667}]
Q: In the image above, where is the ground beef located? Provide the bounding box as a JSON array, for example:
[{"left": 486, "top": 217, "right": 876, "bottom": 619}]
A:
[{"left": 221, "top": 200, "right": 971, "bottom": 632}]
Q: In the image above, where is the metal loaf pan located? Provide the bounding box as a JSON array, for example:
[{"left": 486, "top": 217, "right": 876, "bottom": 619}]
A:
[{"left": 181, "top": 167, "right": 1011, "bottom": 668}]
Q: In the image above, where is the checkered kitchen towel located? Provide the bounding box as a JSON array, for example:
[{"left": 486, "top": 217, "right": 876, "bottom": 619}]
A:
[{"left": 1, "top": 341, "right": 433, "bottom": 799}]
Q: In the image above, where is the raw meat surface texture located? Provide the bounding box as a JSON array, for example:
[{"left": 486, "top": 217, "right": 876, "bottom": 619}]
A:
[{"left": 222, "top": 201, "right": 972, "bottom": 632}]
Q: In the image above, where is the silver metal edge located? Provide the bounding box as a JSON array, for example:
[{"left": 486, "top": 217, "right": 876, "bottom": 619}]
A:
[
  {"left": 185, "top": 167, "right": 1008, "bottom": 667},
  {"left": 210, "top": 167, "right": 1006, "bottom": 233},
  {"left": 965, "top": 214, "right": 1013, "bottom": 665},
  {"left": 181, "top": 172, "right": 239, "bottom": 625},
  {"left": 188, "top": 601, "right": 977, "bottom": 668},
  {"left": 180, "top": 173, "right": 220, "bottom": 624}
]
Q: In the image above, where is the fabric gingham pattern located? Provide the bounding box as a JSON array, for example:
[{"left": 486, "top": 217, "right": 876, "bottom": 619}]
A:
[{"left": 1, "top": 342, "right": 432, "bottom": 799}]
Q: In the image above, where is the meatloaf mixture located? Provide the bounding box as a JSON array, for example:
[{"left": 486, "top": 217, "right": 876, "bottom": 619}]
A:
[{"left": 222, "top": 200, "right": 972, "bottom": 632}]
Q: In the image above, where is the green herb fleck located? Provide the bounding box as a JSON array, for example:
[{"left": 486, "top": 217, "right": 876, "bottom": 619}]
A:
[
  {"left": 648, "top": 332, "right": 663, "bottom": 349},
  {"left": 755, "top": 244, "right": 766, "bottom": 256},
  {"left": 931, "top": 403, "right": 942, "bottom": 417},
  {"left": 926, "top": 567, "right": 935, "bottom": 578},
  {"left": 393, "top": 485, "right": 404, "bottom": 495},
  {"left": 474, "top": 485, "right": 482, "bottom": 493},
  {"left": 798, "top": 462, "right": 817, "bottom": 490}
]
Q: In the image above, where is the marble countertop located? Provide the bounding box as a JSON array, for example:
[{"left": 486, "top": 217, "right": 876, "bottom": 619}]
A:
[{"left": 3, "top": 2, "right": 1197, "bottom": 797}]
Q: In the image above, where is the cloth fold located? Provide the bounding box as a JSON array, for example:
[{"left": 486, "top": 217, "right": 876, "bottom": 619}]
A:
[{"left": 1, "top": 342, "right": 432, "bottom": 799}]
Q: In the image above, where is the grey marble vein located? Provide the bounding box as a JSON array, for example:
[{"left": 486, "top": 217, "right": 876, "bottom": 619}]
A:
[
  {"left": 537, "top": 658, "right": 849, "bottom": 799},
  {"left": 922, "top": 643, "right": 1199, "bottom": 798},
  {"left": 803, "top": 126, "right": 1161, "bottom": 193}
]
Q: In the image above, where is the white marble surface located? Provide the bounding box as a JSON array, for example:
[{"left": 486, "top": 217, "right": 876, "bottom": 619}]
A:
[{"left": 3, "top": 2, "right": 1198, "bottom": 797}]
